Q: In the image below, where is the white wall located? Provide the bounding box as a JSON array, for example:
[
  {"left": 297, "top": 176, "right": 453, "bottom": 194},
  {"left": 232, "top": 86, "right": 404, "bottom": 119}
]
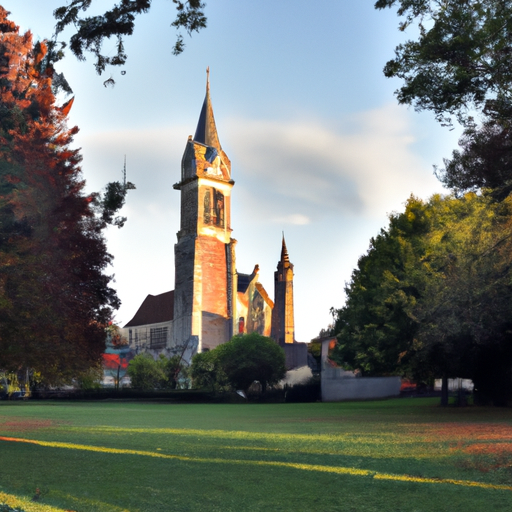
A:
[
  {"left": 321, "top": 373, "right": 401, "bottom": 402},
  {"left": 320, "top": 337, "right": 401, "bottom": 402},
  {"left": 434, "top": 378, "right": 474, "bottom": 392}
]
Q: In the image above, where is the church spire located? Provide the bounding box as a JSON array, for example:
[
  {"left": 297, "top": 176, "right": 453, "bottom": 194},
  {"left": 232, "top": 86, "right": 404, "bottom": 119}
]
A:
[
  {"left": 281, "top": 233, "right": 290, "bottom": 264},
  {"left": 272, "top": 234, "right": 295, "bottom": 345},
  {"left": 194, "top": 67, "right": 222, "bottom": 152}
]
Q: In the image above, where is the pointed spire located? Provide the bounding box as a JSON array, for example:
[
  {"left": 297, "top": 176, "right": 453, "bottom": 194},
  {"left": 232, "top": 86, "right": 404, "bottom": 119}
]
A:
[
  {"left": 194, "top": 67, "right": 222, "bottom": 151},
  {"left": 281, "top": 233, "right": 290, "bottom": 264}
]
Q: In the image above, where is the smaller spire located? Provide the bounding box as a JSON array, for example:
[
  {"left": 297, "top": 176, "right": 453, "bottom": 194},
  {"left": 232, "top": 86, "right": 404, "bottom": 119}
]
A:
[{"left": 281, "top": 233, "right": 290, "bottom": 264}]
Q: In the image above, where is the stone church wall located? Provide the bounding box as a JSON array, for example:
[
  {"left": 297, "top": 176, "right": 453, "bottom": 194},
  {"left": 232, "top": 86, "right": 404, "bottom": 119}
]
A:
[
  {"left": 199, "top": 236, "right": 228, "bottom": 318},
  {"left": 236, "top": 278, "right": 273, "bottom": 338},
  {"left": 201, "top": 311, "right": 229, "bottom": 350},
  {"left": 173, "top": 234, "right": 198, "bottom": 347},
  {"left": 179, "top": 183, "right": 198, "bottom": 236}
]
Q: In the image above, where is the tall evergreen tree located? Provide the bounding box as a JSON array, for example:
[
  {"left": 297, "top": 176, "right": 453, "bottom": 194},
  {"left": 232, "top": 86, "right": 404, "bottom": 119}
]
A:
[{"left": 0, "top": 8, "right": 128, "bottom": 384}]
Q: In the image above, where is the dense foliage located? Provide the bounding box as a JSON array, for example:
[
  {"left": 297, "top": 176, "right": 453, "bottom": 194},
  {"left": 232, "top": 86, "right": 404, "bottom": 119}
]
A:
[
  {"left": 364, "top": 2, "right": 512, "bottom": 405},
  {"left": 190, "top": 349, "right": 229, "bottom": 393},
  {"left": 332, "top": 193, "right": 512, "bottom": 404},
  {"left": 127, "top": 354, "right": 164, "bottom": 390},
  {"left": 127, "top": 354, "right": 187, "bottom": 390},
  {"left": 0, "top": 9, "right": 131, "bottom": 385},
  {"left": 436, "top": 111, "right": 512, "bottom": 200},
  {"left": 191, "top": 333, "right": 286, "bottom": 393},
  {"left": 376, "top": 0, "right": 512, "bottom": 126}
]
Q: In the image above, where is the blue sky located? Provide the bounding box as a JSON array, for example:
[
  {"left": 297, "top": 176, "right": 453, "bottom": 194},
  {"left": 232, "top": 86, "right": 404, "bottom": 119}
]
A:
[{"left": 5, "top": 1, "right": 462, "bottom": 341}]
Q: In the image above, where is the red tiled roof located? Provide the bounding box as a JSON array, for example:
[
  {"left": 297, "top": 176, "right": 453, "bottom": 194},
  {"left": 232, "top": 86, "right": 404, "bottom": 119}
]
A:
[
  {"left": 124, "top": 290, "right": 174, "bottom": 327},
  {"left": 103, "top": 353, "right": 129, "bottom": 370}
]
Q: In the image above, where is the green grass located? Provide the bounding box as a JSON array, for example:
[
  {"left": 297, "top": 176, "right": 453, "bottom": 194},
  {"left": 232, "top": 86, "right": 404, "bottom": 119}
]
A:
[{"left": 0, "top": 398, "right": 511, "bottom": 511}]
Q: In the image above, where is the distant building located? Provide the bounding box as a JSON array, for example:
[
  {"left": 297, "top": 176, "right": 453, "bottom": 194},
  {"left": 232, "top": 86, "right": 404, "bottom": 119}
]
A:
[{"left": 121, "top": 72, "right": 306, "bottom": 368}]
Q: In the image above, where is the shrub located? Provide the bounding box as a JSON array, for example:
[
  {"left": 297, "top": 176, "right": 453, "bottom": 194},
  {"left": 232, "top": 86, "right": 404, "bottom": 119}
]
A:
[
  {"left": 190, "top": 350, "right": 228, "bottom": 392},
  {"left": 127, "top": 354, "right": 165, "bottom": 390}
]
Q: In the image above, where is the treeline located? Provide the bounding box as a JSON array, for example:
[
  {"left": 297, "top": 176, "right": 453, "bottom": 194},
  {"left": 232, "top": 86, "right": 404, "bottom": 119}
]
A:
[{"left": 331, "top": 193, "right": 512, "bottom": 404}]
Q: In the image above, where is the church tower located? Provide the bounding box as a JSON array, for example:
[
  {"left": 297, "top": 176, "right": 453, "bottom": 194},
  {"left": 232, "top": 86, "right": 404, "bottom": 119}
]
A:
[
  {"left": 271, "top": 235, "right": 295, "bottom": 344},
  {"left": 172, "top": 70, "right": 237, "bottom": 357}
]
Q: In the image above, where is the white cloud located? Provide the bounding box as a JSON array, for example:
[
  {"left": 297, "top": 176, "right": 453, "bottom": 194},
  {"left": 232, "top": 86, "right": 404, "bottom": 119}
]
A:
[
  {"left": 225, "top": 103, "right": 445, "bottom": 222},
  {"left": 274, "top": 213, "right": 311, "bottom": 225}
]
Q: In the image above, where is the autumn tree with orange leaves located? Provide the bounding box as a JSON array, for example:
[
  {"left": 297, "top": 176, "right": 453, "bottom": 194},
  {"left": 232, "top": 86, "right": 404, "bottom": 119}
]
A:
[{"left": 0, "top": 8, "right": 131, "bottom": 385}]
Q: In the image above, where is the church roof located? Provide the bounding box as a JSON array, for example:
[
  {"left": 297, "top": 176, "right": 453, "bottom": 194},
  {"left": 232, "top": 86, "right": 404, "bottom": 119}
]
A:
[
  {"left": 237, "top": 265, "right": 260, "bottom": 293},
  {"left": 124, "top": 290, "right": 174, "bottom": 327},
  {"left": 193, "top": 68, "right": 222, "bottom": 152},
  {"left": 237, "top": 273, "right": 253, "bottom": 294}
]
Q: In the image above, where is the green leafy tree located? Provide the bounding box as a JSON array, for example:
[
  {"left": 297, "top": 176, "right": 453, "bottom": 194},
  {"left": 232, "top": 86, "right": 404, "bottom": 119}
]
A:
[
  {"left": 160, "top": 354, "right": 188, "bottom": 389},
  {"left": 414, "top": 193, "right": 512, "bottom": 404},
  {"left": 215, "top": 333, "right": 286, "bottom": 393},
  {"left": 332, "top": 195, "right": 429, "bottom": 377},
  {"left": 436, "top": 112, "right": 512, "bottom": 200},
  {"left": 376, "top": 1, "right": 512, "bottom": 198},
  {"left": 191, "top": 334, "right": 286, "bottom": 394},
  {"left": 190, "top": 350, "right": 228, "bottom": 392},
  {"left": 376, "top": 0, "right": 512, "bottom": 126},
  {"left": 332, "top": 192, "right": 512, "bottom": 403},
  {"left": 127, "top": 354, "right": 188, "bottom": 390},
  {"left": 52, "top": 0, "right": 207, "bottom": 77},
  {"left": 76, "top": 365, "right": 103, "bottom": 390}
]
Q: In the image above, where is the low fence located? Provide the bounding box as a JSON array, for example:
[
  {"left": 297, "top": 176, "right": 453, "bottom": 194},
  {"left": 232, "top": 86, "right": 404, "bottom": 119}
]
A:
[{"left": 321, "top": 368, "right": 401, "bottom": 402}]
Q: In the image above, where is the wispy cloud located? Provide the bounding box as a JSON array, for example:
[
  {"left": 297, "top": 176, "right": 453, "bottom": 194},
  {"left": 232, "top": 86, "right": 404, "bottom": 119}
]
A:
[{"left": 225, "top": 103, "right": 444, "bottom": 224}]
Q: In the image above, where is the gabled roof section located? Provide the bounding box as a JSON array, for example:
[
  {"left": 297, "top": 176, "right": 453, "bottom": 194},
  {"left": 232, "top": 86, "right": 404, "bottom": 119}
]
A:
[
  {"left": 124, "top": 291, "right": 174, "bottom": 327},
  {"left": 237, "top": 273, "right": 253, "bottom": 294},
  {"left": 255, "top": 282, "right": 274, "bottom": 309},
  {"left": 237, "top": 265, "right": 260, "bottom": 294},
  {"left": 194, "top": 68, "right": 222, "bottom": 152}
]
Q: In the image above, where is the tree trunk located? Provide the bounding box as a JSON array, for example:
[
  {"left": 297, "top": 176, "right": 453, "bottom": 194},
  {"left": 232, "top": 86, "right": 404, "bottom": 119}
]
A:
[
  {"left": 457, "top": 378, "right": 466, "bottom": 406},
  {"left": 441, "top": 374, "right": 449, "bottom": 406}
]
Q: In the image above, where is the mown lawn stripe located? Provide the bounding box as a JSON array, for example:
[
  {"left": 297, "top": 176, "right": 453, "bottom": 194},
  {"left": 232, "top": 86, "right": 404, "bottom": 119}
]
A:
[
  {"left": 0, "top": 490, "right": 75, "bottom": 512},
  {"left": 2, "top": 435, "right": 511, "bottom": 493}
]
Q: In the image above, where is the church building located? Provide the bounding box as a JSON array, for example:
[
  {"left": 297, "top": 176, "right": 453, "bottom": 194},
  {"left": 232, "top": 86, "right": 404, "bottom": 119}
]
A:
[{"left": 122, "top": 73, "right": 307, "bottom": 368}]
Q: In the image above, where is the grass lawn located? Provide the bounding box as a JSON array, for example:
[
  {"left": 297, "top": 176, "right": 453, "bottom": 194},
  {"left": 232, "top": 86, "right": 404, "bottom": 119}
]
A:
[{"left": 0, "top": 398, "right": 511, "bottom": 511}]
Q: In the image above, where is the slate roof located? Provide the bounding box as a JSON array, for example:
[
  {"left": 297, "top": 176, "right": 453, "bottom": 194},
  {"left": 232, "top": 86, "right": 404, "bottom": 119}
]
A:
[
  {"left": 124, "top": 290, "right": 174, "bottom": 327},
  {"left": 237, "top": 273, "right": 253, "bottom": 294},
  {"left": 194, "top": 69, "right": 222, "bottom": 151},
  {"left": 237, "top": 265, "right": 261, "bottom": 294}
]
